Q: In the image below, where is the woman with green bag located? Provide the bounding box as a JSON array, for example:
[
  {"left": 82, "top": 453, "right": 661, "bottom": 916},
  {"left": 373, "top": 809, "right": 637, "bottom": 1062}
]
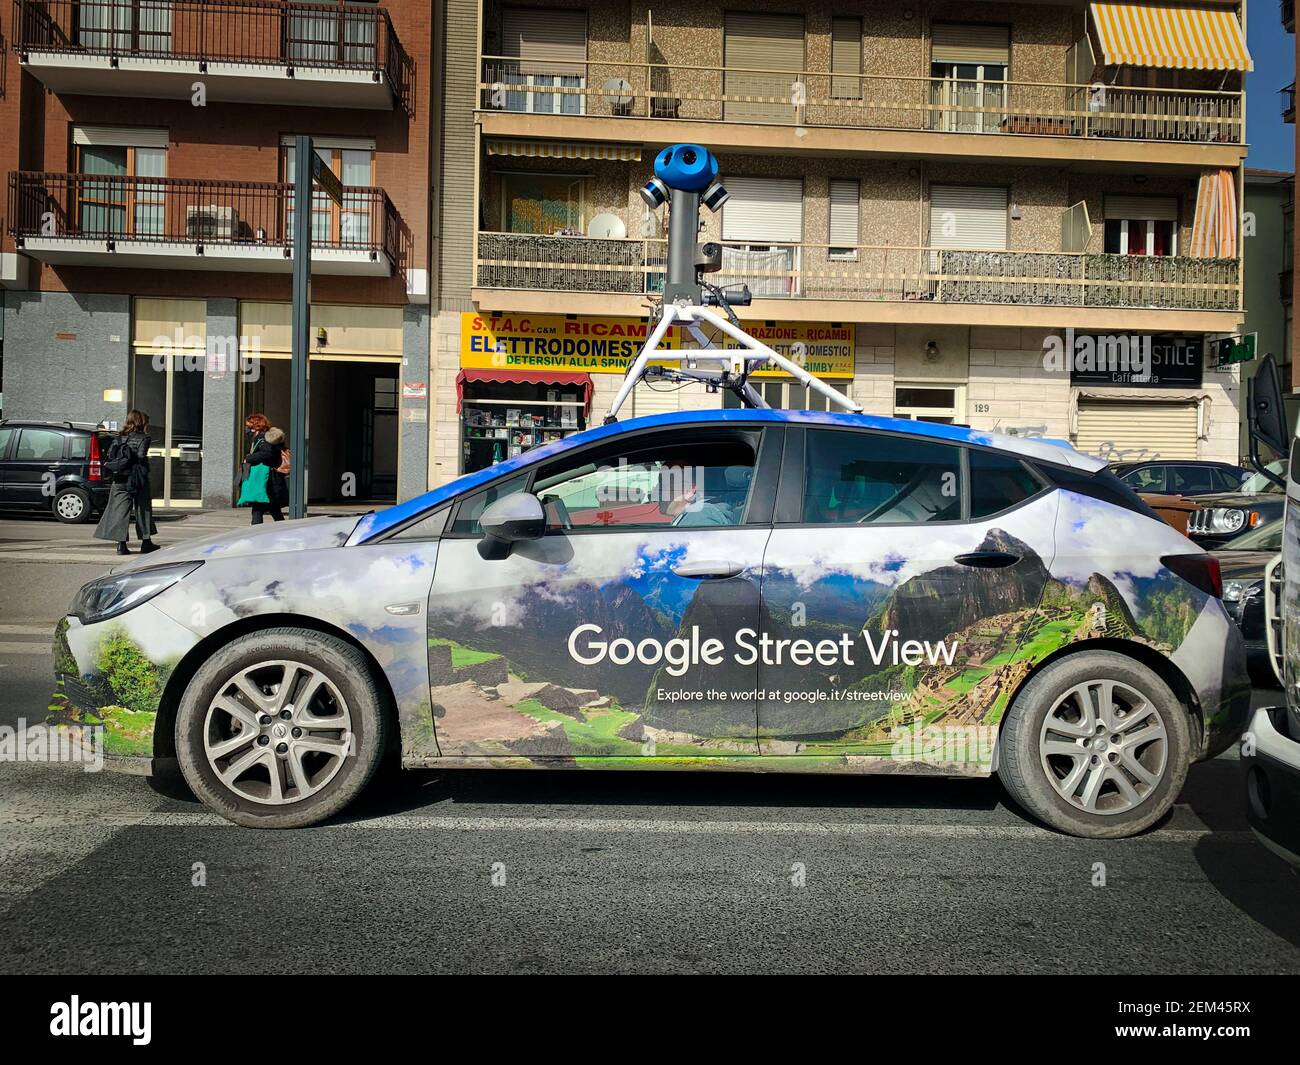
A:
[{"left": 240, "top": 414, "right": 290, "bottom": 524}]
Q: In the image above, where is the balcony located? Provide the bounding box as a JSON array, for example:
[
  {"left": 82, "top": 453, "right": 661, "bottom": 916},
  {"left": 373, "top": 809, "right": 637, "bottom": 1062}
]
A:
[
  {"left": 1284, "top": 0, "right": 1295, "bottom": 32},
  {"left": 1283, "top": 269, "right": 1294, "bottom": 304},
  {"left": 1284, "top": 83, "right": 1296, "bottom": 125},
  {"left": 13, "top": 0, "right": 414, "bottom": 113},
  {"left": 9, "top": 171, "right": 411, "bottom": 278},
  {"left": 473, "top": 232, "right": 1241, "bottom": 329},
  {"left": 478, "top": 57, "right": 1244, "bottom": 163}
]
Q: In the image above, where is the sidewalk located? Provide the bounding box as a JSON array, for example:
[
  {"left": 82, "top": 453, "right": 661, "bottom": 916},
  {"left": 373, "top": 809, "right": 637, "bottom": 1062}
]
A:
[{"left": 0, "top": 505, "right": 374, "bottom": 564}]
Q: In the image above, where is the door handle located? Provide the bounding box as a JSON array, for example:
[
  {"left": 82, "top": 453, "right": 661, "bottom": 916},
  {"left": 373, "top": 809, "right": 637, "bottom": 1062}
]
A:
[
  {"left": 672, "top": 560, "right": 743, "bottom": 580},
  {"left": 954, "top": 551, "right": 1020, "bottom": 569}
]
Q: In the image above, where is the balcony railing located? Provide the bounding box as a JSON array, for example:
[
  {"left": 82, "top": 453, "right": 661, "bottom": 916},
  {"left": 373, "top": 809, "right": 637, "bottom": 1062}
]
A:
[
  {"left": 14, "top": 0, "right": 415, "bottom": 113},
  {"left": 9, "top": 171, "right": 411, "bottom": 277},
  {"left": 1284, "top": 0, "right": 1295, "bottom": 31},
  {"left": 479, "top": 57, "right": 1243, "bottom": 144},
  {"left": 475, "top": 232, "right": 1240, "bottom": 313}
]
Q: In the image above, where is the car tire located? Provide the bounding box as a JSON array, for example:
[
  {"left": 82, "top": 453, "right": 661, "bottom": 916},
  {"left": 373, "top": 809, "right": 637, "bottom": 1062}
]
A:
[
  {"left": 175, "top": 627, "right": 388, "bottom": 828},
  {"left": 997, "top": 651, "right": 1191, "bottom": 839},
  {"left": 53, "top": 487, "right": 92, "bottom": 524}
]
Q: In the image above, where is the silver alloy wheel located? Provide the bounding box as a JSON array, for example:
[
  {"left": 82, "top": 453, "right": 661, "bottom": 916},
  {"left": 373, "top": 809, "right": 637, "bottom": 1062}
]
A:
[
  {"left": 1038, "top": 679, "right": 1168, "bottom": 815},
  {"left": 202, "top": 660, "right": 353, "bottom": 806},
  {"left": 55, "top": 492, "right": 85, "bottom": 520}
]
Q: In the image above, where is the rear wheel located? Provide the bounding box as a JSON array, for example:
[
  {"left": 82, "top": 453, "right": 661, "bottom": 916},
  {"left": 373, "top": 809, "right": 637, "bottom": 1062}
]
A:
[
  {"left": 175, "top": 628, "right": 387, "bottom": 828},
  {"left": 997, "top": 651, "right": 1191, "bottom": 838},
  {"left": 53, "top": 487, "right": 91, "bottom": 523}
]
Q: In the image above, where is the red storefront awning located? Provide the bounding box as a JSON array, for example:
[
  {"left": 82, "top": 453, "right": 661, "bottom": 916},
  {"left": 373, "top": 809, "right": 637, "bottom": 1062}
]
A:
[{"left": 456, "top": 369, "right": 594, "bottom": 415}]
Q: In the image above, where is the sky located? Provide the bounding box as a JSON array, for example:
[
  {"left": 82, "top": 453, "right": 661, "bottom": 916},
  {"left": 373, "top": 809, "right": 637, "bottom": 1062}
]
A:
[{"left": 1245, "top": 2, "right": 1296, "bottom": 172}]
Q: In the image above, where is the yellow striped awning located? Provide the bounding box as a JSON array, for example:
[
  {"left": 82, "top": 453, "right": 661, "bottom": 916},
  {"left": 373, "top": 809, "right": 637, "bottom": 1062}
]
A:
[
  {"left": 486, "top": 139, "right": 642, "bottom": 162},
  {"left": 1089, "top": 3, "right": 1253, "bottom": 71}
]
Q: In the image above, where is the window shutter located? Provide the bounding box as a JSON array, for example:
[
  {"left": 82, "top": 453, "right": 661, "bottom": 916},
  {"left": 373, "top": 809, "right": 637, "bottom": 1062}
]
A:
[
  {"left": 1075, "top": 400, "right": 1199, "bottom": 460},
  {"left": 724, "top": 13, "right": 805, "bottom": 123},
  {"left": 1061, "top": 200, "right": 1093, "bottom": 253},
  {"left": 931, "top": 23, "right": 1010, "bottom": 65},
  {"left": 1104, "top": 195, "right": 1178, "bottom": 222},
  {"left": 831, "top": 18, "right": 862, "bottom": 99},
  {"left": 72, "top": 126, "right": 169, "bottom": 149},
  {"left": 828, "top": 180, "right": 860, "bottom": 247},
  {"left": 722, "top": 176, "right": 803, "bottom": 243},
  {"left": 929, "top": 185, "right": 1008, "bottom": 249},
  {"left": 501, "top": 7, "right": 586, "bottom": 76}
]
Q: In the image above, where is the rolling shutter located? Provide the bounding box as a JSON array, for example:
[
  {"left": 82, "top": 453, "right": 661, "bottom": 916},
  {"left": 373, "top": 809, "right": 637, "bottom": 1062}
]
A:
[
  {"left": 829, "top": 179, "right": 860, "bottom": 247},
  {"left": 931, "top": 23, "right": 1010, "bottom": 65},
  {"left": 831, "top": 17, "right": 862, "bottom": 99},
  {"left": 724, "top": 13, "right": 805, "bottom": 123},
  {"left": 73, "top": 126, "right": 168, "bottom": 148},
  {"left": 501, "top": 7, "right": 586, "bottom": 76},
  {"left": 722, "top": 176, "right": 803, "bottom": 243},
  {"left": 1104, "top": 195, "right": 1178, "bottom": 221},
  {"left": 929, "top": 185, "right": 1008, "bottom": 249},
  {"left": 1074, "top": 399, "right": 1199, "bottom": 460}
]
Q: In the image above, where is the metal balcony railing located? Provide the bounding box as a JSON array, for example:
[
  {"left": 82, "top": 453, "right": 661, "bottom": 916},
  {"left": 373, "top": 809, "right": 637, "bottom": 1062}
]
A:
[
  {"left": 475, "top": 233, "right": 1241, "bottom": 313},
  {"left": 13, "top": 0, "right": 415, "bottom": 113},
  {"left": 479, "top": 57, "right": 1243, "bottom": 144},
  {"left": 9, "top": 171, "right": 411, "bottom": 278},
  {"left": 1284, "top": 0, "right": 1295, "bottom": 31}
]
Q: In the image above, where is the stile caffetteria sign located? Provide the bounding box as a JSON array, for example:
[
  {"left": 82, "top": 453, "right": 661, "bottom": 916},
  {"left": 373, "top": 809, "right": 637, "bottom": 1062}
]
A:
[{"left": 1068, "top": 334, "right": 1204, "bottom": 389}]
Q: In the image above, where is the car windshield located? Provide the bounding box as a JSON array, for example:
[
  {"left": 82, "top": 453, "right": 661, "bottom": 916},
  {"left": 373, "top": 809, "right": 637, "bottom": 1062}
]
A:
[
  {"left": 1239, "top": 461, "right": 1284, "bottom": 494},
  {"left": 1221, "top": 517, "right": 1283, "bottom": 552}
]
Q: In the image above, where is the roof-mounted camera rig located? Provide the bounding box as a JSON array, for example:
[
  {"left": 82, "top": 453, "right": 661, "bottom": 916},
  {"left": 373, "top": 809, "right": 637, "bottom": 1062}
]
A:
[{"left": 604, "top": 143, "right": 863, "bottom": 423}]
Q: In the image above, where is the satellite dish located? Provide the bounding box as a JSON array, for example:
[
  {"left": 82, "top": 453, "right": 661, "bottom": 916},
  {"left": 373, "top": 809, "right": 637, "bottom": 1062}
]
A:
[
  {"left": 603, "top": 78, "right": 634, "bottom": 109},
  {"left": 588, "top": 213, "right": 627, "bottom": 239}
]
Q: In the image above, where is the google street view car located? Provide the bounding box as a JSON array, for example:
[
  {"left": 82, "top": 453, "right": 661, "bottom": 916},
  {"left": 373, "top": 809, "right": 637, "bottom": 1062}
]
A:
[{"left": 50, "top": 145, "right": 1249, "bottom": 837}]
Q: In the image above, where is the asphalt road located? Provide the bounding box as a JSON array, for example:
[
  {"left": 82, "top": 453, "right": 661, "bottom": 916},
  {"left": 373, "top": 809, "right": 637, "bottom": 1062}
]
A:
[{"left": 0, "top": 513, "right": 1296, "bottom": 975}]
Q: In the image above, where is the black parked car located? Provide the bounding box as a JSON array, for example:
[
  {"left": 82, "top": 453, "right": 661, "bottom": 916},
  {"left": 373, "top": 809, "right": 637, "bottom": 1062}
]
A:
[
  {"left": 1212, "top": 516, "right": 1283, "bottom": 686},
  {"left": 0, "top": 420, "right": 112, "bottom": 523},
  {"left": 1109, "top": 459, "right": 1248, "bottom": 496},
  {"left": 1183, "top": 462, "right": 1286, "bottom": 546}
]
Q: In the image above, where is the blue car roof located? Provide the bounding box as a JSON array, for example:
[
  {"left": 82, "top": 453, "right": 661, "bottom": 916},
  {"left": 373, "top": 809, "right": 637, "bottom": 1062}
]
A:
[{"left": 352, "top": 407, "right": 1102, "bottom": 543}]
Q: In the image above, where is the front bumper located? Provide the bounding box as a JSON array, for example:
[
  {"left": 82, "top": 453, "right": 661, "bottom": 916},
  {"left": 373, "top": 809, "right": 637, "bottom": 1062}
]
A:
[{"left": 1243, "top": 706, "right": 1300, "bottom": 867}]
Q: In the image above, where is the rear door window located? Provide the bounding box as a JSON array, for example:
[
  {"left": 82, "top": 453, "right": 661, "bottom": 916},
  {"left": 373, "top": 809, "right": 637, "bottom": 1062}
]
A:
[
  {"left": 15, "top": 429, "right": 66, "bottom": 461},
  {"left": 969, "top": 448, "right": 1042, "bottom": 518},
  {"left": 1119, "top": 465, "right": 1164, "bottom": 492},
  {"left": 1171, "top": 465, "right": 1212, "bottom": 494},
  {"left": 802, "top": 429, "right": 962, "bottom": 525}
]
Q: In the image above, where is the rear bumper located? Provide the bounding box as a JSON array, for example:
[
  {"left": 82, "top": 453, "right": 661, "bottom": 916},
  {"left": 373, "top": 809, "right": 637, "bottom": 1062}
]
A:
[{"left": 1242, "top": 706, "right": 1300, "bottom": 867}]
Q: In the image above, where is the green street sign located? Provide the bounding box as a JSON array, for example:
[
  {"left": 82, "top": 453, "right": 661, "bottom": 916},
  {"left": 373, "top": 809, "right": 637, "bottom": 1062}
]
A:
[
  {"left": 311, "top": 153, "right": 344, "bottom": 207},
  {"left": 1214, "top": 332, "right": 1257, "bottom": 367}
]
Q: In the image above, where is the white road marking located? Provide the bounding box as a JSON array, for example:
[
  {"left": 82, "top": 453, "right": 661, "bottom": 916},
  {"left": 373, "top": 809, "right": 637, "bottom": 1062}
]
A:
[{"left": 0, "top": 808, "right": 1253, "bottom": 843}]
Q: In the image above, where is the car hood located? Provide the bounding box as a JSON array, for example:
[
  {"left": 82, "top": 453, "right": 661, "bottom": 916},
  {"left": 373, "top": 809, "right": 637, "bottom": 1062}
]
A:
[
  {"left": 109, "top": 515, "right": 362, "bottom": 574},
  {"left": 1190, "top": 492, "right": 1284, "bottom": 508},
  {"left": 1210, "top": 550, "right": 1274, "bottom": 581}
]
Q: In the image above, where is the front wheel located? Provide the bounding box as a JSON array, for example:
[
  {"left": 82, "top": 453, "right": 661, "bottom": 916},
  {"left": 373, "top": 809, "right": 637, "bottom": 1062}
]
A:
[
  {"left": 175, "top": 628, "right": 387, "bottom": 828},
  {"left": 997, "top": 651, "right": 1191, "bottom": 838}
]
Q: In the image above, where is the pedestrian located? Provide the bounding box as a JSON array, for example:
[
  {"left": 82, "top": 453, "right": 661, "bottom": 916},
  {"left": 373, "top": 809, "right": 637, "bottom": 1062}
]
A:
[
  {"left": 93, "top": 409, "right": 159, "bottom": 555},
  {"left": 238, "top": 413, "right": 290, "bottom": 524}
]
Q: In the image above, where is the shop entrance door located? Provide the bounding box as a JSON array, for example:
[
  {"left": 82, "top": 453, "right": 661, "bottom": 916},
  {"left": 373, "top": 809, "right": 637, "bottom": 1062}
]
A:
[{"left": 131, "top": 351, "right": 204, "bottom": 508}]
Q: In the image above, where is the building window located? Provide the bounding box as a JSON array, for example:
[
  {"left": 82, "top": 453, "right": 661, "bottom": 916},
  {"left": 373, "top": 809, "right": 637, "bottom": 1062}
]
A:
[
  {"left": 286, "top": 0, "right": 380, "bottom": 67},
  {"left": 828, "top": 179, "right": 860, "bottom": 260},
  {"left": 76, "top": 0, "right": 173, "bottom": 54},
  {"left": 831, "top": 18, "right": 862, "bottom": 100},
  {"left": 498, "top": 7, "right": 588, "bottom": 115},
  {"left": 1103, "top": 196, "right": 1178, "bottom": 256},
  {"left": 499, "top": 173, "right": 586, "bottom": 235},
  {"left": 929, "top": 23, "right": 1009, "bottom": 133},
  {"left": 73, "top": 128, "right": 167, "bottom": 238},
  {"left": 281, "top": 142, "right": 375, "bottom": 245},
  {"left": 894, "top": 383, "right": 965, "bottom": 424},
  {"left": 720, "top": 175, "right": 804, "bottom": 296},
  {"left": 723, "top": 13, "right": 806, "bottom": 124}
]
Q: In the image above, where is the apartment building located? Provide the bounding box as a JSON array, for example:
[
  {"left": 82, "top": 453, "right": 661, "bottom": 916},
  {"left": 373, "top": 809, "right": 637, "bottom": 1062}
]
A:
[
  {"left": 0, "top": 0, "right": 433, "bottom": 508},
  {"left": 430, "top": 0, "right": 1252, "bottom": 482}
]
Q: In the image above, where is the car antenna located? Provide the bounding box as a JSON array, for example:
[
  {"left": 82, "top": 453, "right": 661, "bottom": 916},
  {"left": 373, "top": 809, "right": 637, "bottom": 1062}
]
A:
[{"left": 602, "top": 143, "right": 863, "bottom": 424}]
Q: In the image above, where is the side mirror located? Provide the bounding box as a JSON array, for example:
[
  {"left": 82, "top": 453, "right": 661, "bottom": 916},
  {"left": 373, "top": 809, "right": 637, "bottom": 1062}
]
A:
[
  {"left": 1248, "top": 354, "right": 1288, "bottom": 489},
  {"left": 478, "top": 491, "right": 545, "bottom": 559}
]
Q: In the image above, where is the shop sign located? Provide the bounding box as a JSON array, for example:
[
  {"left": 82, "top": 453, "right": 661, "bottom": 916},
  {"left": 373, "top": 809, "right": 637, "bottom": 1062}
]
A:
[
  {"left": 461, "top": 314, "right": 854, "bottom": 378},
  {"left": 1069, "top": 335, "right": 1203, "bottom": 388}
]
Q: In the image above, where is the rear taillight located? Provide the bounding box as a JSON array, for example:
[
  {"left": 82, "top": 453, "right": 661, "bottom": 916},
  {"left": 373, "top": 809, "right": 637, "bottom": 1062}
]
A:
[
  {"left": 1161, "top": 553, "right": 1223, "bottom": 598},
  {"left": 88, "top": 434, "right": 102, "bottom": 482}
]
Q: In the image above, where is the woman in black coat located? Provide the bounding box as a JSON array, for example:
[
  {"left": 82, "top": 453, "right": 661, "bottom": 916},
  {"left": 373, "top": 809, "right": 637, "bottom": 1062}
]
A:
[
  {"left": 93, "top": 409, "right": 159, "bottom": 554},
  {"left": 247, "top": 424, "right": 290, "bottom": 525}
]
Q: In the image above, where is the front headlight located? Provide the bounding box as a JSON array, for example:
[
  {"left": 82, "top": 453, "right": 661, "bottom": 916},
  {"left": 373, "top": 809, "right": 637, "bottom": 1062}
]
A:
[
  {"left": 1207, "top": 508, "right": 1247, "bottom": 535},
  {"left": 70, "top": 562, "right": 203, "bottom": 624},
  {"left": 1222, "top": 579, "right": 1262, "bottom": 603}
]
